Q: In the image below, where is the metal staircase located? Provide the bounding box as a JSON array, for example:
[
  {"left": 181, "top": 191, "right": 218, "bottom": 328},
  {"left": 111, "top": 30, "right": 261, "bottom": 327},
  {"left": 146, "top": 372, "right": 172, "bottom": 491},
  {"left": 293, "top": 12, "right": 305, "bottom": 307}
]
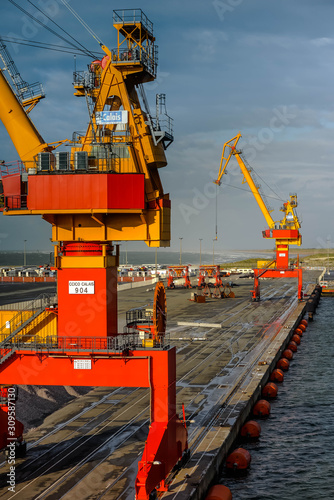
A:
[{"left": 0, "top": 294, "right": 57, "bottom": 365}]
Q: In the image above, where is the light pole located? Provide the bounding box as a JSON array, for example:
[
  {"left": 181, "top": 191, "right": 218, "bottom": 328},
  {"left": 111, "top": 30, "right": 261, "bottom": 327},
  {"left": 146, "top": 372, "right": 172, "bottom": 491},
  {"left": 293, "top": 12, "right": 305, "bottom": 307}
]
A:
[
  {"left": 199, "top": 238, "right": 203, "bottom": 266},
  {"left": 179, "top": 237, "right": 183, "bottom": 265},
  {"left": 212, "top": 238, "right": 216, "bottom": 265},
  {"left": 23, "top": 240, "right": 27, "bottom": 266}
]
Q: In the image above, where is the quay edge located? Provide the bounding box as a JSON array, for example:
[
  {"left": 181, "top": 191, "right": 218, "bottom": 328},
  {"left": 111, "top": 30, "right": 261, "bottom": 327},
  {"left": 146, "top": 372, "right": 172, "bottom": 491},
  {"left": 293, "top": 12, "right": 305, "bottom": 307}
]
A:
[{"left": 162, "top": 283, "right": 319, "bottom": 500}]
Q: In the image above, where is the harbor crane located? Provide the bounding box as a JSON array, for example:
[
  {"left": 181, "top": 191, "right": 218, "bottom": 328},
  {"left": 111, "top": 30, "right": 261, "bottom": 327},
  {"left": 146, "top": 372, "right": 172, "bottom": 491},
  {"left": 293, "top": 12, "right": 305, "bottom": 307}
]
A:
[
  {"left": 214, "top": 132, "right": 303, "bottom": 301},
  {"left": 0, "top": 9, "right": 187, "bottom": 499}
]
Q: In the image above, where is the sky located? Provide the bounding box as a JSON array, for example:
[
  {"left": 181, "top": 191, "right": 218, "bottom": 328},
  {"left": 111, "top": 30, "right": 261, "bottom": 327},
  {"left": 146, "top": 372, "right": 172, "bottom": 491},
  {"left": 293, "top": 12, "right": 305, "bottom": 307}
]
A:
[{"left": 0, "top": 0, "right": 334, "bottom": 255}]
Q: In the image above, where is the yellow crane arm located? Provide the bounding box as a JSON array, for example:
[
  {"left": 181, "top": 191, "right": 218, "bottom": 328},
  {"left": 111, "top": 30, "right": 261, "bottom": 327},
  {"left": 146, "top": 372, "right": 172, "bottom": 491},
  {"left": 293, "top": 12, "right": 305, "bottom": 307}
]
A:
[
  {"left": 0, "top": 69, "right": 52, "bottom": 167},
  {"left": 215, "top": 133, "right": 241, "bottom": 185},
  {"left": 214, "top": 132, "right": 275, "bottom": 229}
]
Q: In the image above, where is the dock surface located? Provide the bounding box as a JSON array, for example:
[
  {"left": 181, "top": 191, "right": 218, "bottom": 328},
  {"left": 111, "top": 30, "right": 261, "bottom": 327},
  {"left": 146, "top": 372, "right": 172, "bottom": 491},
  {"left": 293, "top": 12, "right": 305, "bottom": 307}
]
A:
[{"left": 0, "top": 272, "right": 319, "bottom": 499}]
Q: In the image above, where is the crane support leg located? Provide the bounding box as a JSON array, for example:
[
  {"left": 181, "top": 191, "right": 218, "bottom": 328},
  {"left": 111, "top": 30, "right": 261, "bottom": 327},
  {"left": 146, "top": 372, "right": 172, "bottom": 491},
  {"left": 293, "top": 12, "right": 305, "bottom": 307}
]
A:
[
  {"left": 297, "top": 267, "right": 303, "bottom": 301},
  {"left": 251, "top": 269, "right": 261, "bottom": 301},
  {"left": 0, "top": 346, "right": 188, "bottom": 499},
  {"left": 56, "top": 242, "right": 119, "bottom": 338}
]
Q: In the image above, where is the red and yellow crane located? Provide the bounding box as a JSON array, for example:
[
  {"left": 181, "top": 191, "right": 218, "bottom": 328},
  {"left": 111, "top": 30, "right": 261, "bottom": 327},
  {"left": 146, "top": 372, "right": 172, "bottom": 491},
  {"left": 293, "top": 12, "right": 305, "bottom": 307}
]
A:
[
  {"left": 215, "top": 132, "right": 303, "bottom": 301},
  {"left": 0, "top": 10, "right": 187, "bottom": 499}
]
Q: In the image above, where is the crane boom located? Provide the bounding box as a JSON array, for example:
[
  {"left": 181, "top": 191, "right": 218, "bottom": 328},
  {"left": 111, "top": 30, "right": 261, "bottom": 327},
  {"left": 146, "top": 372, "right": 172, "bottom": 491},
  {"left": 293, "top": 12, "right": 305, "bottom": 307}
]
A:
[
  {"left": 0, "top": 69, "right": 51, "bottom": 164},
  {"left": 214, "top": 132, "right": 301, "bottom": 245},
  {"left": 215, "top": 132, "right": 275, "bottom": 228},
  {"left": 0, "top": 36, "right": 45, "bottom": 112}
]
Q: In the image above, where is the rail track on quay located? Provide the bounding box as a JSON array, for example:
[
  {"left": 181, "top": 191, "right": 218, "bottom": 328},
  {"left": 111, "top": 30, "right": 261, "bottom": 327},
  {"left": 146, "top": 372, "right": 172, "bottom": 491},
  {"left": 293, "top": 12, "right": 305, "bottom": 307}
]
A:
[{"left": 0, "top": 274, "right": 318, "bottom": 499}]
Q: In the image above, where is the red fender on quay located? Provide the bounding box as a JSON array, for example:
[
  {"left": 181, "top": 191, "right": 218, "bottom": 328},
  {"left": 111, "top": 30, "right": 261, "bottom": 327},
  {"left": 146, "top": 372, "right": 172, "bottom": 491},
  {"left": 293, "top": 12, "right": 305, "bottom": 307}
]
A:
[
  {"left": 287, "top": 341, "right": 298, "bottom": 352},
  {"left": 282, "top": 349, "right": 294, "bottom": 360},
  {"left": 276, "top": 358, "right": 290, "bottom": 371},
  {"left": 253, "top": 399, "right": 271, "bottom": 417},
  {"left": 262, "top": 382, "right": 278, "bottom": 398},
  {"left": 226, "top": 447, "right": 251, "bottom": 470},
  {"left": 270, "top": 368, "right": 284, "bottom": 382},
  {"left": 240, "top": 420, "right": 261, "bottom": 439},
  {"left": 205, "top": 484, "right": 233, "bottom": 500},
  {"left": 292, "top": 334, "right": 301, "bottom": 345}
]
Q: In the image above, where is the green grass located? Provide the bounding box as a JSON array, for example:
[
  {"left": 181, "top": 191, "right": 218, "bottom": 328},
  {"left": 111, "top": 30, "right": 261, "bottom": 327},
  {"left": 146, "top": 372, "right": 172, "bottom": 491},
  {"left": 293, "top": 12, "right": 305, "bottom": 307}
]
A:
[
  {"left": 219, "top": 259, "right": 259, "bottom": 269},
  {"left": 217, "top": 252, "right": 334, "bottom": 269}
]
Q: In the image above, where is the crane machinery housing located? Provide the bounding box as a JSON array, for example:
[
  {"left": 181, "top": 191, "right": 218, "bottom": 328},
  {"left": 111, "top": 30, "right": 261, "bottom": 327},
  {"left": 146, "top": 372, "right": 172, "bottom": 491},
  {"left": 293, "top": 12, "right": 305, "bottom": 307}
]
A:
[
  {"left": 215, "top": 132, "right": 303, "bottom": 301},
  {"left": 0, "top": 9, "right": 188, "bottom": 499}
]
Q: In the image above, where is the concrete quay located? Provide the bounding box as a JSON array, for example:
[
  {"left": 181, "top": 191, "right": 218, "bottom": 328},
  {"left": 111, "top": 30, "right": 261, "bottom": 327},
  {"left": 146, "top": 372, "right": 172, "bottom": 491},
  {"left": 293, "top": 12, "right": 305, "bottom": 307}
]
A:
[{"left": 162, "top": 281, "right": 315, "bottom": 499}]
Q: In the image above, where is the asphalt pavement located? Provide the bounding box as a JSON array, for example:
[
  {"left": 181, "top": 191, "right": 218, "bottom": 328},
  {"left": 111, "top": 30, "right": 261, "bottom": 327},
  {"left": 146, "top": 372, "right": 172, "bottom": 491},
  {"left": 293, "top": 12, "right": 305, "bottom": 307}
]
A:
[{"left": 0, "top": 282, "right": 57, "bottom": 306}]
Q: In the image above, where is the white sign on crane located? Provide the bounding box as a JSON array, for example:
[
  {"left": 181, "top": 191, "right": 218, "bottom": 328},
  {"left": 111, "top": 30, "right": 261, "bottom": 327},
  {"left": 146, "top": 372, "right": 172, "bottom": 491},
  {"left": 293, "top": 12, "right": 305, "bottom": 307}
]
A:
[{"left": 96, "top": 110, "right": 128, "bottom": 124}]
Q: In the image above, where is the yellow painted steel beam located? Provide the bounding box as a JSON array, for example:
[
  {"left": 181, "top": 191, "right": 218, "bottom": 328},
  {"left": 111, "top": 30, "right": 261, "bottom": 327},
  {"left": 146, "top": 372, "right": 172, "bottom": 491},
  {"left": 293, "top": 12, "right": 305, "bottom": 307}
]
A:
[
  {"left": 48, "top": 209, "right": 170, "bottom": 246},
  {"left": 0, "top": 310, "right": 34, "bottom": 330},
  {"left": 233, "top": 153, "right": 275, "bottom": 229},
  {"left": 0, "top": 70, "right": 51, "bottom": 165},
  {"left": 58, "top": 255, "right": 118, "bottom": 269}
]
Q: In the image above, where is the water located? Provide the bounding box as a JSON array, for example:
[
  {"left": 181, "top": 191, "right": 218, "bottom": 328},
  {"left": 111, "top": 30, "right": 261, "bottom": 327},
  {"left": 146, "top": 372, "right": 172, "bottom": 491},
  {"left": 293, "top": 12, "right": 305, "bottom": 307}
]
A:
[
  {"left": 116, "top": 250, "right": 265, "bottom": 266},
  {"left": 0, "top": 250, "right": 269, "bottom": 267},
  {"left": 220, "top": 298, "right": 334, "bottom": 499},
  {"left": 0, "top": 251, "right": 52, "bottom": 267}
]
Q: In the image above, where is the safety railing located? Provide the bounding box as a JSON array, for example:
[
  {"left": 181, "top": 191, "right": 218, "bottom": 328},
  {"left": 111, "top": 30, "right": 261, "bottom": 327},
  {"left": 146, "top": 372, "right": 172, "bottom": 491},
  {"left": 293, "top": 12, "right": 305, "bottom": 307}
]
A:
[
  {"left": 0, "top": 160, "right": 24, "bottom": 179},
  {"left": 0, "top": 294, "right": 57, "bottom": 341},
  {"left": 73, "top": 70, "right": 96, "bottom": 90},
  {"left": 19, "top": 81, "right": 45, "bottom": 103},
  {"left": 111, "top": 45, "right": 157, "bottom": 78},
  {"left": 3, "top": 195, "right": 27, "bottom": 210},
  {"left": 0, "top": 332, "right": 170, "bottom": 353},
  {"left": 126, "top": 306, "right": 153, "bottom": 327},
  {"left": 151, "top": 114, "right": 174, "bottom": 144},
  {"left": 113, "top": 9, "right": 154, "bottom": 36}
]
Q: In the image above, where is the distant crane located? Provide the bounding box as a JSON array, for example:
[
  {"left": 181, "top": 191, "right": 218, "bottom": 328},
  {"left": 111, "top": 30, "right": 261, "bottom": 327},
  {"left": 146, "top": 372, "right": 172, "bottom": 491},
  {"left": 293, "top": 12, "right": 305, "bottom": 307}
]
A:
[{"left": 214, "top": 132, "right": 303, "bottom": 301}]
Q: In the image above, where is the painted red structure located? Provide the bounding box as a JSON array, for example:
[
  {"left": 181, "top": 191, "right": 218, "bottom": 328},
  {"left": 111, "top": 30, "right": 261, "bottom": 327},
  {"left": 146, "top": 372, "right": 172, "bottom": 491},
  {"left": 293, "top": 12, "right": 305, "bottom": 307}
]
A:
[
  {"left": 27, "top": 173, "right": 145, "bottom": 211},
  {"left": 167, "top": 266, "right": 192, "bottom": 289},
  {"left": 0, "top": 344, "right": 187, "bottom": 498},
  {"left": 197, "top": 265, "right": 222, "bottom": 288},
  {"left": 57, "top": 243, "right": 118, "bottom": 338}
]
